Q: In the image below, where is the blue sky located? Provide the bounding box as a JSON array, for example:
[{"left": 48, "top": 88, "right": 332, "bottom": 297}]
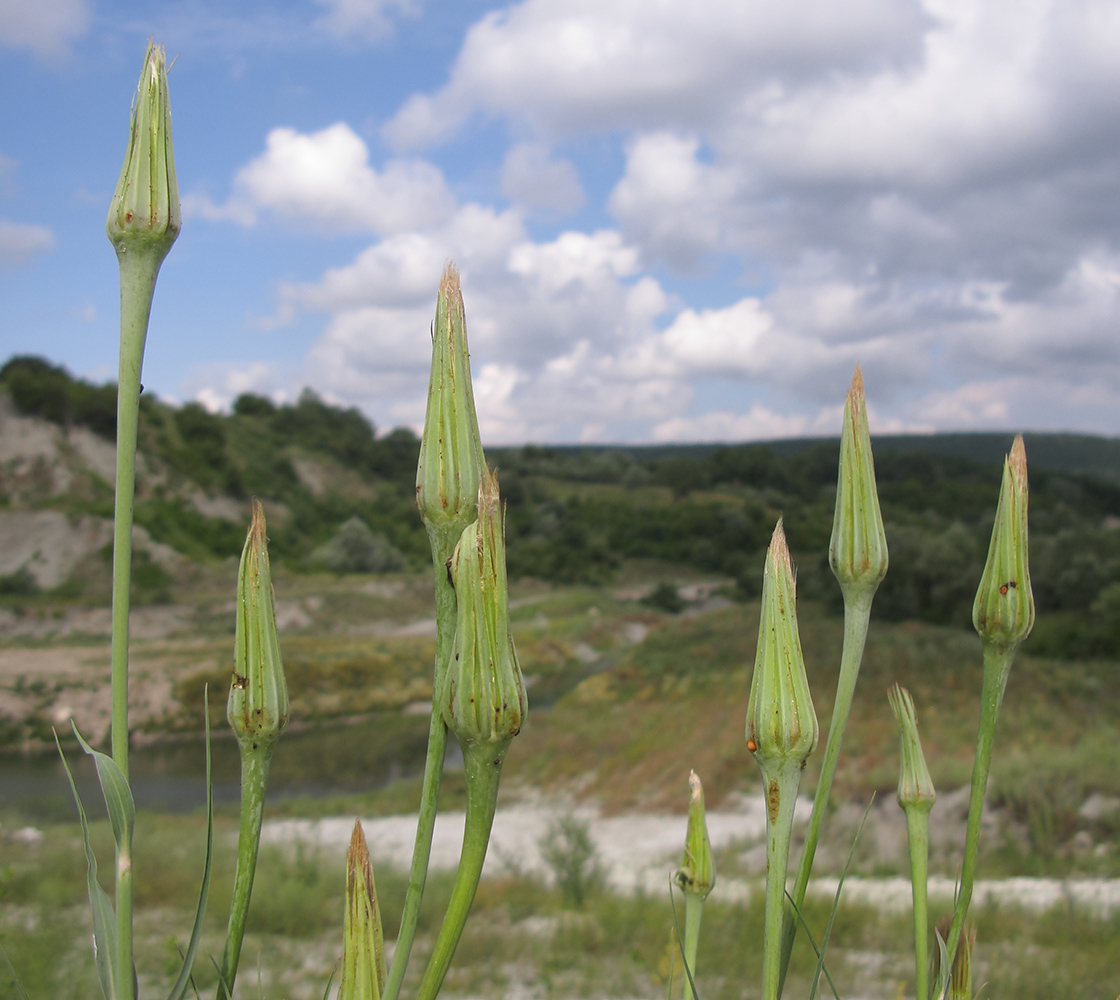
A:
[{"left": 3, "top": 0, "right": 1120, "bottom": 445}]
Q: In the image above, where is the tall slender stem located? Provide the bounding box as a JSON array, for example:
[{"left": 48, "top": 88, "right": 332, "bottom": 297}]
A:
[
  {"left": 681, "top": 893, "right": 704, "bottom": 1000},
  {"left": 414, "top": 743, "right": 504, "bottom": 1000},
  {"left": 110, "top": 246, "right": 161, "bottom": 1000},
  {"left": 761, "top": 764, "right": 801, "bottom": 1000},
  {"left": 381, "top": 538, "right": 457, "bottom": 1000},
  {"left": 217, "top": 749, "right": 271, "bottom": 998},
  {"left": 778, "top": 593, "right": 872, "bottom": 991},
  {"left": 904, "top": 807, "right": 931, "bottom": 1000},
  {"left": 944, "top": 643, "right": 1011, "bottom": 969}
]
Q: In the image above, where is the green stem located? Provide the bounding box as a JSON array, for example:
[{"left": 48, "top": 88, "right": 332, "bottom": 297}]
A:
[
  {"left": 681, "top": 892, "right": 704, "bottom": 1000},
  {"left": 778, "top": 593, "right": 872, "bottom": 993},
  {"left": 415, "top": 742, "right": 505, "bottom": 1000},
  {"left": 218, "top": 746, "right": 272, "bottom": 998},
  {"left": 903, "top": 806, "right": 931, "bottom": 1000},
  {"left": 381, "top": 533, "right": 458, "bottom": 1000},
  {"left": 761, "top": 761, "right": 803, "bottom": 1000},
  {"left": 944, "top": 643, "right": 1012, "bottom": 973},
  {"left": 110, "top": 247, "right": 162, "bottom": 1000}
]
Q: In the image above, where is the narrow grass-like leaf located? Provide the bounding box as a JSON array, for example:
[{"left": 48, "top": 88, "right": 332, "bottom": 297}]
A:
[
  {"left": 322, "top": 959, "right": 340, "bottom": 1000},
  {"left": 0, "top": 940, "right": 32, "bottom": 1000},
  {"left": 167, "top": 699, "right": 216, "bottom": 1000},
  {"left": 74, "top": 726, "right": 136, "bottom": 851},
  {"left": 668, "top": 879, "right": 700, "bottom": 1000},
  {"left": 783, "top": 896, "right": 842, "bottom": 1000},
  {"left": 806, "top": 797, "right": 873, "bottom": 1000},
  {"left": 210, "top": 956, "right": 232, "bottom": 1000},
  {"left": 57, "top": 731, "right": 119, "bottom": 1000}
]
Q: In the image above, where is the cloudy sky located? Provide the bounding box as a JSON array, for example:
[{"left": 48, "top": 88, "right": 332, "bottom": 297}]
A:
[{"left": 3, "top": 0, "right": 1120, "bottom": 444}]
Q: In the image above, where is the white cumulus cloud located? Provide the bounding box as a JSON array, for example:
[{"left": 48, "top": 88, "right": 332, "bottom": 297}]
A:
[
  {"left": 0, "top": 0, "right": 89, "bottom": 60},
  {"left": 192, "top": 123, "right": 456, "bottom": 235},
  {"left": 312, "top": 0, "right": 417, "bottom": 41},
  {"left": 0, "top": 220, "right": 54, "bottom": 267}
]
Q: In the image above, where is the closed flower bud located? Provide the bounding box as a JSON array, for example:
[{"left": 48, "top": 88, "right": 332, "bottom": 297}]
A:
[
  {"left": 441, "top": 469, "right": 527, "bottom": 748},
  {"left": 340, "top": 820, "right": 386, "bottom": 1000},
  {"left": 675, "top": 770, "right": 715, "bottom": 900},
  {"left": 416, "top": 265, "right": 486, "bottom": 553},
  {"left": 830, "top": 366, "right": 888, "bottom": 599},
  {"left": 228, "top": 500, "right": 289, "bottom": 752},
  {"left": 888, "top": 685, "right": 935, "bottom": 813},
  {"left": 106, "top": 41, "right": 180, "bottom": 262},
  {"left": 746, "top": 521, "right": 818, "bottom": 768},
  {"left": 973, "top": 436, "right": 1033, "bottom": 650}
]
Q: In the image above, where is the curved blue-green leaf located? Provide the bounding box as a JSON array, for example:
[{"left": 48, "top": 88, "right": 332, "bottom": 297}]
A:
[
  {"left": 933, "top": 929, "right": 951, "bottom": 1000},
  {"left": 73, "top": 725, "right": 135, "bottom": 850},
  {"left": 166, "top": 696, "right": 216, "bottom": 1000},
  {"left": 56, "top": 731, "right": 119, "bottom": 1000}
]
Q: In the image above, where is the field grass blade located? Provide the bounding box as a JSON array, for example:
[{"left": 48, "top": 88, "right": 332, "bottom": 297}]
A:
[
  {"left": 804, "top": 796, "right": 873, "bottom": 1000},
  {"left": 321, "top": 958, "right": 340, "bottom": 1000},
  {"left": 0, "top": 940, "right": 32, "bottom": 1000},
  {"left": 668, "top": 880, "right": 700, "bottom": 1000},
  {"left": 166, "top": 702, "right": 216, "bottom": 1000},
  {"left": 783, "top": 895, "right": 841, "bottom": 1000}
]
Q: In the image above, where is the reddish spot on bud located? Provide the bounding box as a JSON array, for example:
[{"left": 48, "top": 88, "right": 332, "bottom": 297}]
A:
[{"left": 747, "top": 738, "right": 758, "bottom": 752}]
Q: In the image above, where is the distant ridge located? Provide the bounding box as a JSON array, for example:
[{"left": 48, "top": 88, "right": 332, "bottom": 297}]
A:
[{"left": 506, "top": 431, "right": 1120, "bottom": 483}]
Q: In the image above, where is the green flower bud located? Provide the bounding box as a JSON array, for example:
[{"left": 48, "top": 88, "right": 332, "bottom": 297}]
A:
[
  {"left": 106, "top": 41, "right": 180, "bottom": 262},
  {"left": 228, "top": 500, "right": 289, "bottom": 752},
  {"left": 416, "top": 264, "right": 486, "bottom": 554},
  {"left": 830, "top": 366, "right": 888, "bottom": 600},
  {"left": 746, "top": 521, "right": 818, "bottom": 770},
  {"left": 973, "top": 435, "right": 1034, "bottom": 651},
  {"left": 340, "top": 819, "right": 386, "bottom": 1000},
  {"left": 887, "top": 685, "right": 935, "bottom": 813},
  {"left": 675, "top": 770, "right": 715, "bottom": 900},
  {"left": 441, "top": 469, "right": 527, "bottom": 749}
]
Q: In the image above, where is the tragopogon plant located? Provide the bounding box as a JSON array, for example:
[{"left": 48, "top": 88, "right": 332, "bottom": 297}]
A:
[{"left": 37, "top": 42, "right": 1044, "bottom": 1000}]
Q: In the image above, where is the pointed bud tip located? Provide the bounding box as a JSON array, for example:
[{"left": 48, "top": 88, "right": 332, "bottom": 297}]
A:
[
  {"left": 440, "top": 261, "right": 461, "bottom": 301},
  {"left": 1009, "top": 434, "right": 1027, "bottom": 483},
  {"left": 688, "top": 769, "right": 702, "bottom": 802},
  {"left": 348, "top": 818, "right": 369, "bottom": 867},
  {"left": 249, "top": 498, "right": 266, "bottom": 541},
  {"left": 848, "top": 364, "right": 865, "bottom": 403},
  {"left": 769, "top": 518, "right": 790, "bottom": 566}
]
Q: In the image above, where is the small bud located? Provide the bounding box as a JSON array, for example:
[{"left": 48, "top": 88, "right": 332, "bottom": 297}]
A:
[
  {"left": 340, "top": 820, "right": 386, "bottom": 1000},
  {"left": 973, "top": 436, "right": 1034, "bottom": 650},
  {"left": 746, "top": 521, "right": 819, "bottom": 768},
  {"left": 106, "top": 41, "right": 180, "bottom": 262},
  {"left": 416, "top": 264, "right": 486, "bottom": 553},
  {"left": 675, "top": 770, "right": 715, "bottom": 900},
  {"left": 441, "top": 469, "right": 527, "bottom": 748},
  {"left": 887, "top": 685, "right": 935, "bottom": 813},
  {"left": 228, "top": 500, "right": 289, "bottom": 752},
  {"left": 830, "top": 366, "right": 888, "bottom": 599}
]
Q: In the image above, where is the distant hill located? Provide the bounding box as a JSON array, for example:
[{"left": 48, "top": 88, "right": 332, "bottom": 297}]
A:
[
  {"left": 522, "top": 431, "right": 1120, "bottom": 483},
  {"left": 4, "top": 354, "right": 1120, "bottom": 662}
]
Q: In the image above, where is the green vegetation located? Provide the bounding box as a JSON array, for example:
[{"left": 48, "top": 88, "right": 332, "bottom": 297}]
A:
[{"left": 8, "top": 354, "right": 1120, "bottom": 664}]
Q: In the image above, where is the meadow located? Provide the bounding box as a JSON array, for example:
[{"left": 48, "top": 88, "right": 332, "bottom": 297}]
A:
[{"left": 1, "top": 559, "right": 1119, "bottom": 998}]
